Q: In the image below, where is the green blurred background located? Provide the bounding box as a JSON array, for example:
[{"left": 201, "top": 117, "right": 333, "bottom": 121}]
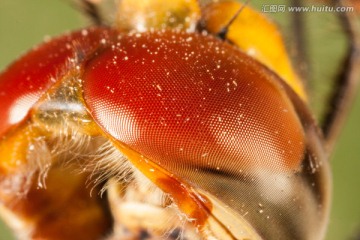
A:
[{"left": 0, "top": 0, "right": 359, "bottom": 239}]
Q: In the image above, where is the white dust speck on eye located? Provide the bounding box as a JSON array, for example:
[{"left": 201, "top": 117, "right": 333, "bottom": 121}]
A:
[
  {"left": 186, "top": 37, "right": 193, "bottom": 42},
  {"left": 124, "top": 56, "right": 129, "bottom": 61},
  {"left": 105, "top": 86, "right": 115, "bottom": 93},
  {"left": 159, "top": 117, "right": 167, "bottom": 126},
  {"left": 201, "top": 153, "right": 209, "bottom": 158},
  {"left": 100, "top": 38, "right": 107, "bottom": 44},
  {"left": 149, "top": 168, "right": 155, "bottom": 172},
  {"left": 156, "top": 84, "right": 162, "bottom": 91},
  {"left": 226, "top": 82, "right": 231, "bottom": 92},
  {"left": 81, "top": 29, "right": 88, "bottom": 36}
]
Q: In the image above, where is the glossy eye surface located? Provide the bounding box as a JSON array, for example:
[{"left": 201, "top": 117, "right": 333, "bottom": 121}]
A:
[
  {"left": 82, "top": 30, "right": 330, "bottom": 239},
  {"left": 0, "top": 28, "right": 116, "bottom": 136},
  {"left": 83, "top": 31, "right": 305, "bottom": 172}
]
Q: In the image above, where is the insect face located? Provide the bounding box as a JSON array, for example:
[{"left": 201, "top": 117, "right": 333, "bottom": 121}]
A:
[{"left": 0, "top": 0, "right": 359, "bottom": 240}]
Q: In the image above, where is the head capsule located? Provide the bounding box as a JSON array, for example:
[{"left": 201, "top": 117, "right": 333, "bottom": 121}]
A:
[
  {"left": 0, "top": 0, "right": 331, "bottom": 239},
  {"left": 79, "top": 1, "right": 331, "bottom": 239}
]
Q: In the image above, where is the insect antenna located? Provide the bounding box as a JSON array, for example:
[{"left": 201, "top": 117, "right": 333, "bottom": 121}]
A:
[
  {"left": 321, "top": 0, "right": 360, "bottom": 152},
  {"left": 67, "top": 0, "right": 105, "bottom": 26},
  {"left": 216, "top": 0, "right": 251, "bottom": 40}
]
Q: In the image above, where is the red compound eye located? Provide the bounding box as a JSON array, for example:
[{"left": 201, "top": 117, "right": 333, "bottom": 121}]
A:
[
  {"left": 82, "top": 30, "right": 330, "bottom": 239},
  {"left": 83, "top": 30, "right": 304, "bottom": 175},
  {"left": 0, "top": 27, "right": 115, "bottom": 137}
]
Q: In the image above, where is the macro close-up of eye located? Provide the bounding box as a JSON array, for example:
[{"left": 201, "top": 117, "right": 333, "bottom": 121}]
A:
[{"left": 0, "top": 0, "right": 360, "bottom": 240}]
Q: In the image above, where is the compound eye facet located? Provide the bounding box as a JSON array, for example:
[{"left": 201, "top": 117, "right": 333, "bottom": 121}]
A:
[{"left": 83, "top": 31, "right": 330, "bottom": 239}]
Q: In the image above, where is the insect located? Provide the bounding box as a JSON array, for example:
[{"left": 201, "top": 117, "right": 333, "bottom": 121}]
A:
[{"left": 0, "top": 0, "right": 359, "bottom": 240}]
